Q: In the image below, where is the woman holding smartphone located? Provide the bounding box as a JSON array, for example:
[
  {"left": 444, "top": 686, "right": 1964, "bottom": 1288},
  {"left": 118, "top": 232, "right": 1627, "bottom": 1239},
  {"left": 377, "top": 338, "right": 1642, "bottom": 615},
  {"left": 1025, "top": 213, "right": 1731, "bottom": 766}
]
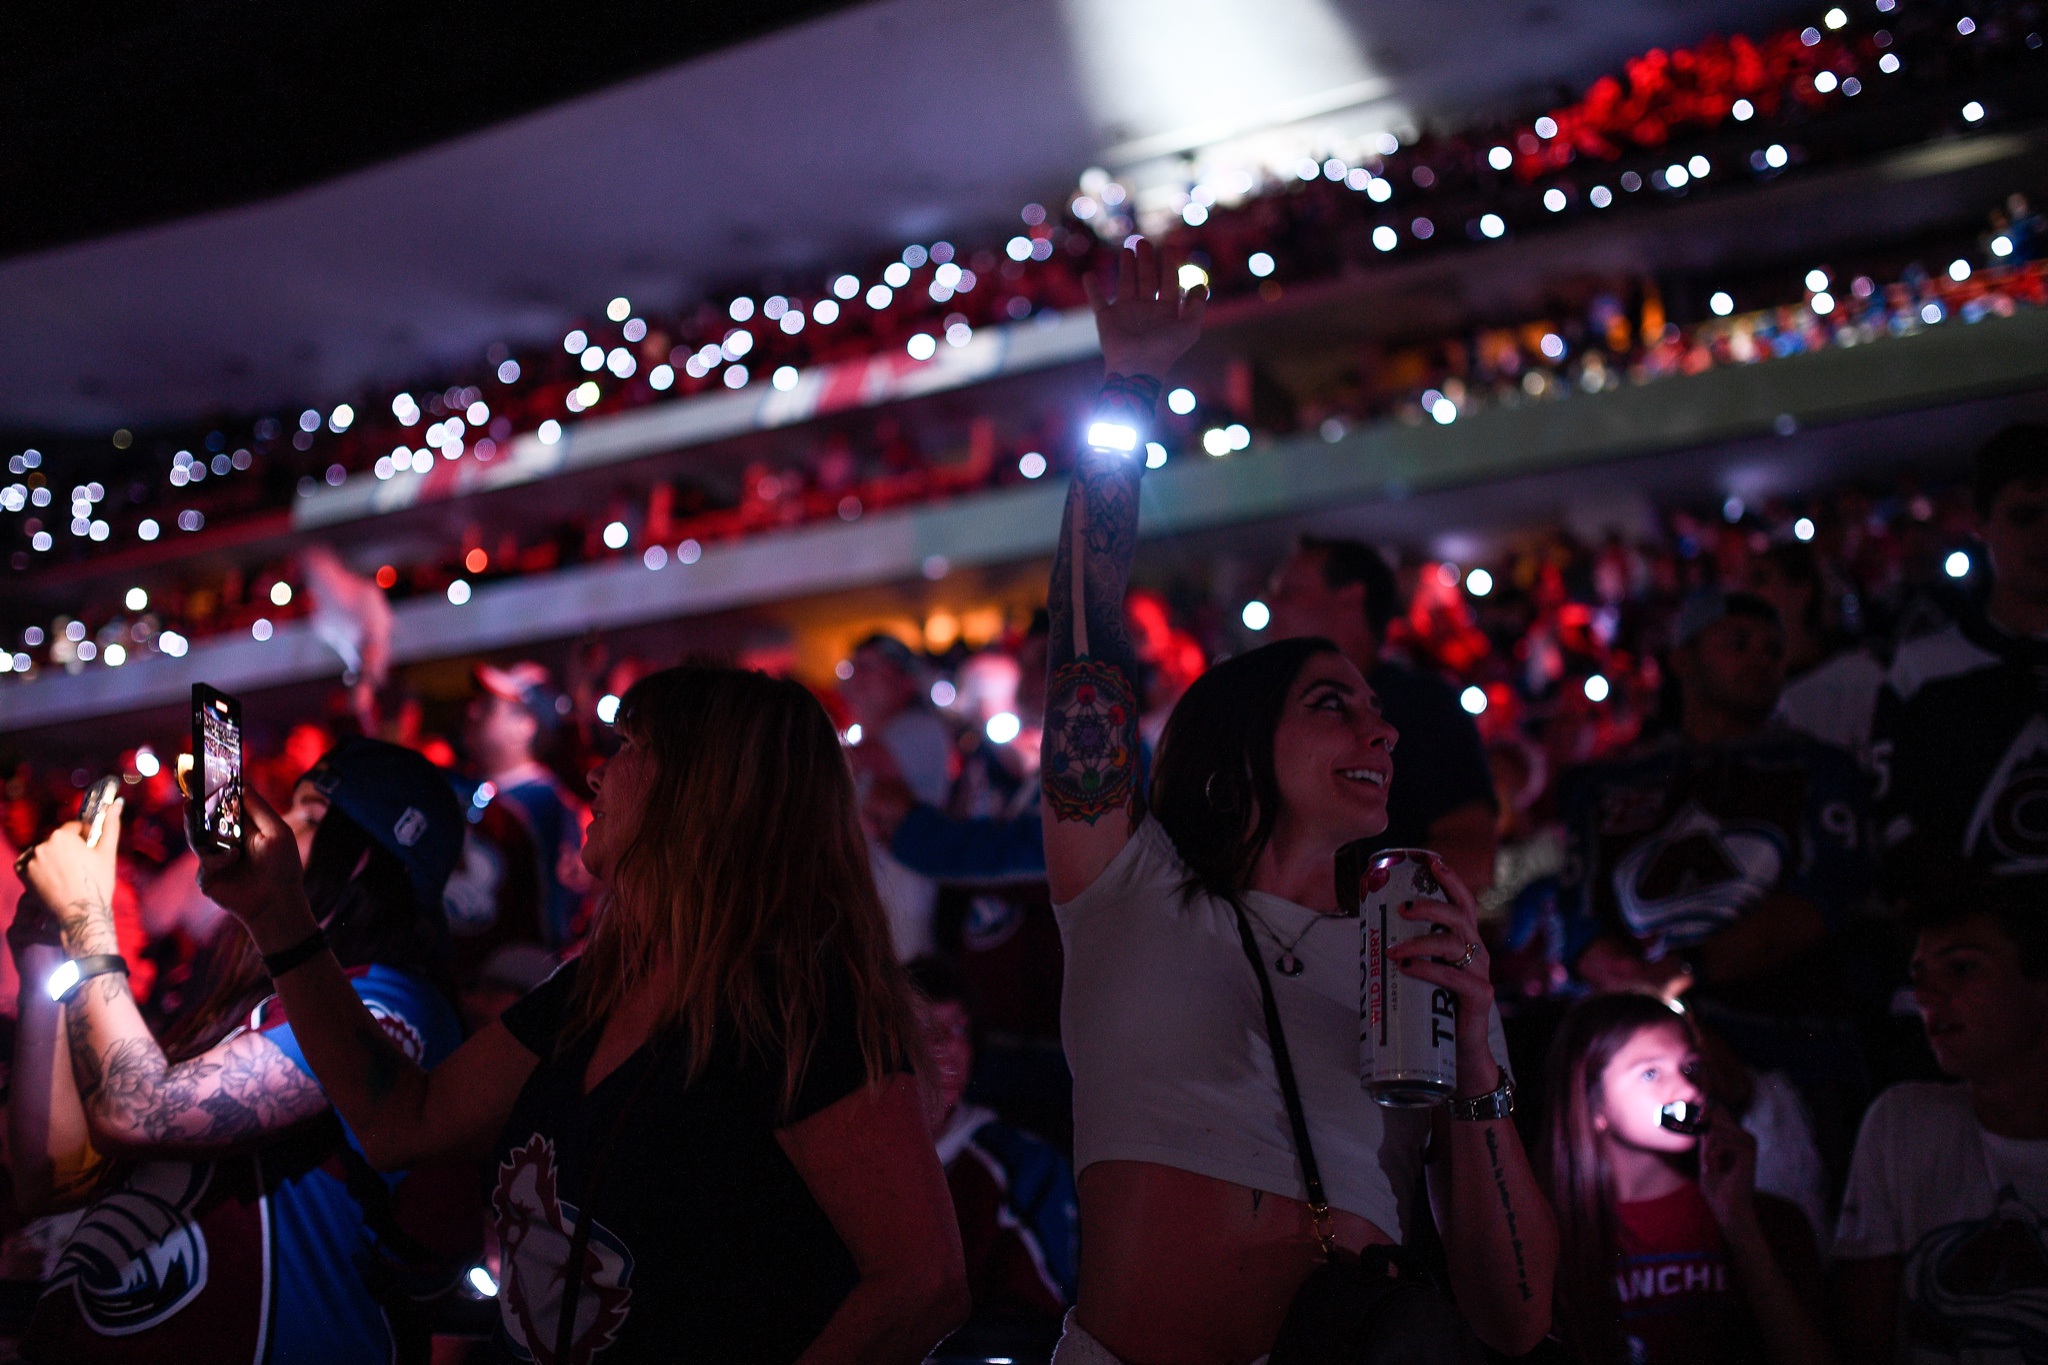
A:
[
  {"left": 11, "top": 738, "right": 469, "bottom": 1364},
  {"left": 195, "top": 664, "right": 969, "bottom": 1363}
]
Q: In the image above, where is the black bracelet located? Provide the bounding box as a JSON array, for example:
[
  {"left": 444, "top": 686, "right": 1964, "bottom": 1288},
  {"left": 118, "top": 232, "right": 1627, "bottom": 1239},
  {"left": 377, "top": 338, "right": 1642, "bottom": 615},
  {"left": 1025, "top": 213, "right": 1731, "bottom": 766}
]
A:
[
  {"left": 49, "top": 954, "right": 129, "bottom": 1005},
  {"left": 263, "top": 927, "right": 329, "bottom": 978}
]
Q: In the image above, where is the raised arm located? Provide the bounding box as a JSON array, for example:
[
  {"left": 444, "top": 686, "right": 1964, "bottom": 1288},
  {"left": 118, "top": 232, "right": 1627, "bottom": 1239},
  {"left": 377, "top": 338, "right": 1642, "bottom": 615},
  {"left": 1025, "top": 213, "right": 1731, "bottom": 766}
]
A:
[
  {"left": 191, "top": 788, "right": 539, "bottom": 1170},
  {"left": 19, "top": 807, "right": 331, "bottom": 1158},
  {"left": 10, "top": 937, "right": 101, "bottom": 1213},
  {"left": 1042, "top": 239, "right": 1203, "bottom": 902}
]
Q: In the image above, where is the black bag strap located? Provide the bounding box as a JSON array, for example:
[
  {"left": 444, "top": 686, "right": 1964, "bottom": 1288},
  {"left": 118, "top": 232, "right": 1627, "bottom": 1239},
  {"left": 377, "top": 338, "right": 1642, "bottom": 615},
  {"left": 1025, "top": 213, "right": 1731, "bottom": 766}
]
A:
[
  {"left": 1229, "top": 897, "right": 1338, "bottom": 1257},
  {"left": 554, "top": 1032, "right": 676, "bottom": 1365},
  {"left": 332, "top": 1134, "right": 439, "bottom": 1268}
]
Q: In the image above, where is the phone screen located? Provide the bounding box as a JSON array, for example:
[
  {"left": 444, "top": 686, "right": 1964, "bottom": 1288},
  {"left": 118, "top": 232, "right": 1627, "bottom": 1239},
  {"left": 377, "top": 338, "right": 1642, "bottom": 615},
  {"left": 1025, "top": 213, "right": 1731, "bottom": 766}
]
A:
[{"left": 192, "top": 685, "right": 244, "bottom": 852}]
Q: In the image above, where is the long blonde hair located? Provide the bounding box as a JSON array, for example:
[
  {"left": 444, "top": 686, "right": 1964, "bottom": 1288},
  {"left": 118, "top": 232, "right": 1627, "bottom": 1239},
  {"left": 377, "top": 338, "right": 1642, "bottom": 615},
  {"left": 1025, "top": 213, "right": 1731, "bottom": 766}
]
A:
[{"left": 565, "top": 662, "right": 919, "bottom": 1117}]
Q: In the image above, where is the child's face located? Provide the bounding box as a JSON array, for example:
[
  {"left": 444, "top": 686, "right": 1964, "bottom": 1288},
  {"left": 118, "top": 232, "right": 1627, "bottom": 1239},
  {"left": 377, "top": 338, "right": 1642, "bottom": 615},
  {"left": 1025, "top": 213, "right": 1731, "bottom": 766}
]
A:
[{"left": 1594, "top": 1021, "right": 1702, "bottom": 1155}]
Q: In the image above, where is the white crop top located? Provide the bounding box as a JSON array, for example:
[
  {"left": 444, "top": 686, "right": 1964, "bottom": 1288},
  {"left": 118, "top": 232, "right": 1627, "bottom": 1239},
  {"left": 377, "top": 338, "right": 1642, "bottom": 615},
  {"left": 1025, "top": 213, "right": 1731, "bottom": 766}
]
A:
[{"left": 1056, "top": 817, "right": 1510, "bottom": 1241}]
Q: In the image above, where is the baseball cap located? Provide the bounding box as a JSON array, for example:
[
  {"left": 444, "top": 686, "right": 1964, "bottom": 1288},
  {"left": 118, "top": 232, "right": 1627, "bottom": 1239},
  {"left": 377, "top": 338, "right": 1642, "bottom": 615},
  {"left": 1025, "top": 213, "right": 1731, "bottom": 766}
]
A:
[
  {"left": 1672, "top": 588, "right": 1781, "bottom": 648},
  {"left": 477, "top": 661, "right": 565, "bottom": 730},
  {"left": 850, "top": 633, "right": 922, "bottom": 678},
  {"left": 302, "top": 737, "right": 464, "bottom": 907}
]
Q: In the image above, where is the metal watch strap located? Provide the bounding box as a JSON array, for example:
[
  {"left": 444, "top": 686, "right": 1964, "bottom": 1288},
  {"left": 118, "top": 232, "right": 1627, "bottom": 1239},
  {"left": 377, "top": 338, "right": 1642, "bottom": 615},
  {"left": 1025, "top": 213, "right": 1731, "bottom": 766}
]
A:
[{"left": 1447, "top": 1075, "right": 1515, "bottom": 1122}]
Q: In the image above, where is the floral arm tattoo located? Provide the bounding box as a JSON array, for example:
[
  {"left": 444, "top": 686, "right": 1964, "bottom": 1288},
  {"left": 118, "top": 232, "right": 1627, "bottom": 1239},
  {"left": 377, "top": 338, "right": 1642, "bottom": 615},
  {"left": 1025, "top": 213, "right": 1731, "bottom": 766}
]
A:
[
  {"left": 59, "top": 887, "right": 328, "bottom": 1153},
  {"left": 1043, "top": 374, "right": 1159, "bottom": 825}
]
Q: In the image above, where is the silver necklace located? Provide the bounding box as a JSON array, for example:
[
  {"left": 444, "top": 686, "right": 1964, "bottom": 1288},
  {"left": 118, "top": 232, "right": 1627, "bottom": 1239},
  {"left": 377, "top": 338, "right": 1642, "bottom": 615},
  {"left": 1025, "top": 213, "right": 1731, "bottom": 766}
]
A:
[{"left": 1241, "top": 902, "right": 1325, "bottom": 977}]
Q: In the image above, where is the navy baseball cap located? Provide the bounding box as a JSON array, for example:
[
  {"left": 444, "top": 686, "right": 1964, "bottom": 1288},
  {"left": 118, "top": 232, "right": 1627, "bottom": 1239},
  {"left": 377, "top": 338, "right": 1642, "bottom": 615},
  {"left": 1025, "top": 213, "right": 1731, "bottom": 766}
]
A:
[
  {"left": 1672, "top": 588, "right": 1781, "bottom": 648},
  {"left": 302, "top": 737, "right": 464, "bottom": 908}
]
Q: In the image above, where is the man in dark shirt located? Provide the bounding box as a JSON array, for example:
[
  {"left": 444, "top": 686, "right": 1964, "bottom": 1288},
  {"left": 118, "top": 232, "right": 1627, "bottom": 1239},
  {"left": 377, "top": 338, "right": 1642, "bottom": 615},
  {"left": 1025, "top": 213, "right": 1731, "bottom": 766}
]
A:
[
  {"left": 1266, "top": 536, "right": 1497, "bottom": 891},
  {"left": 1561, "top": 590, "right": 1876, "bottom": 1175},
  {"left": 1564, "top": 590, "right": 1872, "bottom": 1011},
  {"left": 1871, "top": 424, "right": 2048, "bottom": 908}
]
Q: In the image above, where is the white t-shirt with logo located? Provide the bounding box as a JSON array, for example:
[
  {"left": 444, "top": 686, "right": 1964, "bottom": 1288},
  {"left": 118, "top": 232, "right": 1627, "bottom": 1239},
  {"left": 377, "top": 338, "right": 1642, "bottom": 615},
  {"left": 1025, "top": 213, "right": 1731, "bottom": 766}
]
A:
[{"left": 1836, "top": 1082, "right": 2048, "bottom": 1363}]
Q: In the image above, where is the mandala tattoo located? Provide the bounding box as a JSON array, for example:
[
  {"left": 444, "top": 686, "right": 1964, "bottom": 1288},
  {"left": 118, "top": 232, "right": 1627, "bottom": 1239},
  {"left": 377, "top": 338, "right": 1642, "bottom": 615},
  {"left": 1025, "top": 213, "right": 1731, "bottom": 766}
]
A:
[{"left": 1044, "top": 656, "right": 1138, "bottom": 822}]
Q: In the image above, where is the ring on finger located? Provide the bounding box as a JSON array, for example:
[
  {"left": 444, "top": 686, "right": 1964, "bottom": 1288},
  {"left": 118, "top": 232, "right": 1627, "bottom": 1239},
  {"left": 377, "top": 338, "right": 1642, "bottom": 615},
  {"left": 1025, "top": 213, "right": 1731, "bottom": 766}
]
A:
[{"left": 1454, "top": 941, "right": 1479, "bottom": 969}]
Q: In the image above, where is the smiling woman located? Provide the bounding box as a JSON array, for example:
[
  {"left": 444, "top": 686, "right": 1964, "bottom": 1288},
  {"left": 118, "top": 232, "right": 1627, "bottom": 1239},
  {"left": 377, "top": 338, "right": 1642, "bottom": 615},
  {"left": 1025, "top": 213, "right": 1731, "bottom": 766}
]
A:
[{"left": 1041, "top": 239, "right": 1555, "bottom": 1365}]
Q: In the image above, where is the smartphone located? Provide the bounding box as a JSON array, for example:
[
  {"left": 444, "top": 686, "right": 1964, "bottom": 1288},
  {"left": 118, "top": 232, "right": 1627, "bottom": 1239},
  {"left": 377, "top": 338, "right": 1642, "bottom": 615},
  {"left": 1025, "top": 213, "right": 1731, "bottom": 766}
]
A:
[
  {"left": 189, "top": 683, "right": 245, "bottom": 854},
  {"left": 1660, "top": 1099, "right": 1710, "bottom": 1136},
  {"left": 78, "top": 774, "right": 121, "bottom": 847}
]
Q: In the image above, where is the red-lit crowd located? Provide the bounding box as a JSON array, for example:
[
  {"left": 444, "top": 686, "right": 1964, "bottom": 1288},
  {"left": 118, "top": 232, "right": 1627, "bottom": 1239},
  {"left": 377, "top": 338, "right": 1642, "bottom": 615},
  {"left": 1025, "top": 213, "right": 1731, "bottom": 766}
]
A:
[{"left": 4, "top": 402, "right": 2048, "bottom": 1361}]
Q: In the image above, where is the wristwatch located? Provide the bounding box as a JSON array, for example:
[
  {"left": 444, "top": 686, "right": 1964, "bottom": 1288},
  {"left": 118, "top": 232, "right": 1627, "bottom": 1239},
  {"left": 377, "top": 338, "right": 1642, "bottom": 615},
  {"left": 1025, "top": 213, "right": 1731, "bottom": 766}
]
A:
[{"left": 1447, "top": 1075, "right": 1515, "bottom": 1122}]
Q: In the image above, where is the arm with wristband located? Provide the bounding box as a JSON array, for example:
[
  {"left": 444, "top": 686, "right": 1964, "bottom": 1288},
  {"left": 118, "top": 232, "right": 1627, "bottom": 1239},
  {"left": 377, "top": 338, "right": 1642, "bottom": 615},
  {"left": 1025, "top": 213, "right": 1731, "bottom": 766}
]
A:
[
  {"left": 192, "top": 786, "right": 539, "bottom": 1171},
  {"left": 16, "top": 804, "right": 330, "bottom": 1156},
  {"left": 1042, "top": 238, "right": 1204, "bottom": 904}
]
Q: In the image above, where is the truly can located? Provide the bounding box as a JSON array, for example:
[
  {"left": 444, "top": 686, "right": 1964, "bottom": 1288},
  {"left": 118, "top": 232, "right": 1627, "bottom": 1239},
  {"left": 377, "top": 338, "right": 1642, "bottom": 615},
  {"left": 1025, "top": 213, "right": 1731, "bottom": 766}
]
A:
[{"left": 1343, "top": 843, "right": 1458, "bottom": 1108}]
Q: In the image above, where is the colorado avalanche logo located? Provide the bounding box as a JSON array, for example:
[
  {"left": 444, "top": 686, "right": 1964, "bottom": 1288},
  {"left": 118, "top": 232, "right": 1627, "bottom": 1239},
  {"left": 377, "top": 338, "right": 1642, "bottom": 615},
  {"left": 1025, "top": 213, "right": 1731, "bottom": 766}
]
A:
[
  {"left": 1902, "top": 1189, "right": 2048, "bottom": 1359},
  {"left": 365, "top": 999, "right": 426, "bottom": 1063},
  {"left": 493, "top": 1135, "right": 634, "bottom": 1364},
  {"left": 48, "top": 1163, "right": 212, "bottom": 1334},
  {"left": 962, "top": 895, "right": 1024, "bottom": 952},
  {"left": 1966, "top": 715, "right": 2048, "bottom": 872},
  {"left": 1613, "top": 803, "right": 1784, "bottom": 949},
  {"left": 443, "top": 833, "right": 508, "bottom": 937}
]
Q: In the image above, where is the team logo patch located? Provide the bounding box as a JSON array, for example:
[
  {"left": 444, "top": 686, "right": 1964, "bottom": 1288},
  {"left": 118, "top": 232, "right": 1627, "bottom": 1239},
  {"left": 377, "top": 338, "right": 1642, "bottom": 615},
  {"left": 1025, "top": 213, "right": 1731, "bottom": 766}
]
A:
[
  {"left": 393, "top": 806, "right": 429, "bottom": 848},
  {"left": 365, "top": 1000, "right": 426, "bottom": 1063},
  {"left": 443, "top": 834, "right": 506, "bottom": 937},
  {"left": 962, "top": 896, "right": 1024, "bottom": 953},
  {"left": 1612, "top": 802, "right": 1784, "bottom": 949},
  {"left": 48, "top": 1163, "right": 212, "bottom": 1335},
  {"left": 1966, "top": 715, "right": 2048, "bottom": 872},
  {"left": 1903, "top": 1189, "right": 2048, "bottom": 1357},
  {"left": 493, "top": 1135, "right": 635, "bottom": 1365}
]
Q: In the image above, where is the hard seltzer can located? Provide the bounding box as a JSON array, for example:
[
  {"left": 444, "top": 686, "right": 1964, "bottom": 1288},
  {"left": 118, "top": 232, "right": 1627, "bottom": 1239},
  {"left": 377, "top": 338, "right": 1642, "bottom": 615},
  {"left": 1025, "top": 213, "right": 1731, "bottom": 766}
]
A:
[{"left": 1346, "top": 844, "right": 1458, "bottom": 1107}]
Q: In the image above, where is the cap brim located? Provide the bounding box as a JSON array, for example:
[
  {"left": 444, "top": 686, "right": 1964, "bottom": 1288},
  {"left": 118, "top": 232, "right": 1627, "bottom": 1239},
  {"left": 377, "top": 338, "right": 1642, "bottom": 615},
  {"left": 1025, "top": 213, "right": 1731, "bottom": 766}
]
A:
[{"left": 474, "top": 665, "right": 524, "bottom": 702}]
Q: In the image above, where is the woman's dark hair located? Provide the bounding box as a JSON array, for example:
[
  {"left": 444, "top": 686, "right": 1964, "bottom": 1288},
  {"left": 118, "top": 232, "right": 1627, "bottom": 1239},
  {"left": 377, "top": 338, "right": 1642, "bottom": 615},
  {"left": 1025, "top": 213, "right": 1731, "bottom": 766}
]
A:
[
  {"left": 1904, "top": 879, "right": 2048, "bottom": 980},
  {"left": 1150, "top": 636, "right": 1342, "bottom": 900},
  {"left": 163, "top": 804, "right": 453, "bottom": 1062},
  {"left": 1538, "top": 991, "right": 1701, "bottom": 1364}
]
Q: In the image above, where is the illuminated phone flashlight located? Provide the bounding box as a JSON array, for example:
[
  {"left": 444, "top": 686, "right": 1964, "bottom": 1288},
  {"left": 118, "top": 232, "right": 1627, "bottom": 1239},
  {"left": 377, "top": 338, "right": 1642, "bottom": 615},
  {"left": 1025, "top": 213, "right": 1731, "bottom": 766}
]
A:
[
  {"left": 1084, "top": 418, "right": 1141, "bottom": 455},
  {"left": 44, "top": 960, "right": 81, "bottom": 1003}
]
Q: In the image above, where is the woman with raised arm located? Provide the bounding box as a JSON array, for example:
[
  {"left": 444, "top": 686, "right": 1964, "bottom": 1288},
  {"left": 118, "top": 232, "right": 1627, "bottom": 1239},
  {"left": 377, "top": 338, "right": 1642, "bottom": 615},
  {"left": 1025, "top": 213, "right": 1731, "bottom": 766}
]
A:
[
  {"left": 1046, "top": 240, "right": 1557, "bottom": 1364},
  {"left": 194, "top": 665, "right": 968, "bottom": 1364}
]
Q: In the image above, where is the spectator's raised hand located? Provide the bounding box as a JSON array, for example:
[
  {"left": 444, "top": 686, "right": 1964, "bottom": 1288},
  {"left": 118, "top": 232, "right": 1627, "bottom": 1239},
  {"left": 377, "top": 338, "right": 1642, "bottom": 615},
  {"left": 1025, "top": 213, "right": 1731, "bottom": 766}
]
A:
[
  {"left": 1084, "top": 238, "right": 1205, "bottom": 382},
  {"left": 1696, "top": 1106, "right": 1763, "bottom": 1239},
  {"left": 194, "top": 785, "right": 312, "bottom": 941},
  {"left": 18, "top": 799, "right": 122, "bottom": 925}
]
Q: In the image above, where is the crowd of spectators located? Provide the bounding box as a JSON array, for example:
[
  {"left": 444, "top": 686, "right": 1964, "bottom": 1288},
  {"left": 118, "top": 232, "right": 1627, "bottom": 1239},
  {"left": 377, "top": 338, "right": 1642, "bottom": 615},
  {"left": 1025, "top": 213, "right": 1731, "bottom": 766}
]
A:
[
  {"left": 7, "top": 0, "right": 2046, "bottom": 644},
  {"left": 7, "top": 196, "right": 2043, "bottom": 685},
  {"left": 3, "top": 415, "right": 2047, "bottom": 1357}
]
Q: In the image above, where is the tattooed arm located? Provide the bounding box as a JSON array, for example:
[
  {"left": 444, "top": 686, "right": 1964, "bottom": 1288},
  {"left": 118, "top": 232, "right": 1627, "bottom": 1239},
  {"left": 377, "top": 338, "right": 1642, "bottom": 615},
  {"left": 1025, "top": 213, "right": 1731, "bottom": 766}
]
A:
[
  {"left": 193, "top": 787, "right": 539, "bottom": 1170},
  {"left": 1043, "top": 239, "right": 1204, "bottom": 902},
  {"left": 17, "top": 806, "right": 328, "bottom": 1155}
]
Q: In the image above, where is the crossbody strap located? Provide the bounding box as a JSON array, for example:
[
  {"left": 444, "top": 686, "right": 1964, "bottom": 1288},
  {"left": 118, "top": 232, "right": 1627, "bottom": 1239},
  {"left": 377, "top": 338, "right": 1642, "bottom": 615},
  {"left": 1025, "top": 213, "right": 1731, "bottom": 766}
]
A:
[
  {"left": 554, "top": 1033, "right": 676, "bottom": 1364},
  {"left": 1229, "top": 898, "right": 1337, "bottom": 1257}
]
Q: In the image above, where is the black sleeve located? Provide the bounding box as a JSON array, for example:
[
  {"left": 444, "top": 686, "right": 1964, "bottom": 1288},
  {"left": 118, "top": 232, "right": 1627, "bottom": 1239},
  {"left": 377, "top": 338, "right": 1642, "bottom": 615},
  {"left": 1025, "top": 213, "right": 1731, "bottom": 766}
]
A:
[
  {"left": 786, "top": 974, "right": 905, "bottom": 1126},
  {"left": 498, "top": 959, "right": 580, "bottom": 1056}
]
